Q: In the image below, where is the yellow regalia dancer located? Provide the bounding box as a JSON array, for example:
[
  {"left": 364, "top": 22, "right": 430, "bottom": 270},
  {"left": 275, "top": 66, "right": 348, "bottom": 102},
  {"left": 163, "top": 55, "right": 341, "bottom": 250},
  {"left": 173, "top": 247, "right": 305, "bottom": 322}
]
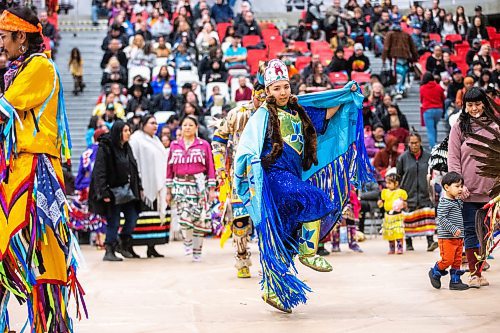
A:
[
  {"left": 0, "top": 7, "right": 86, "bottom": 333},
  {"left": 212, "top": 81, "right": 266, "bottom": 279}
]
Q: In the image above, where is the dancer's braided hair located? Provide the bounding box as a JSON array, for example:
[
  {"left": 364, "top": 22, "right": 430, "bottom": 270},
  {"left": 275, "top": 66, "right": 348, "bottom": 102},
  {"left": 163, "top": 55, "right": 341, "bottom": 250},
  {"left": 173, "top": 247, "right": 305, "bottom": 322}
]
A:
[{"left": 261, "top": 94, "right": 318, "bottom": 171}]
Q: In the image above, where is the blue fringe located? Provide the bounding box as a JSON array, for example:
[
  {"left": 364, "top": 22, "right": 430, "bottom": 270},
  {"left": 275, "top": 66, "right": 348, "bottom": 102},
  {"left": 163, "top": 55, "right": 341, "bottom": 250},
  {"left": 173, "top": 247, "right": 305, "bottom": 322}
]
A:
[{"left": 258, "top": 171, "right": 311, "bottom": 310}]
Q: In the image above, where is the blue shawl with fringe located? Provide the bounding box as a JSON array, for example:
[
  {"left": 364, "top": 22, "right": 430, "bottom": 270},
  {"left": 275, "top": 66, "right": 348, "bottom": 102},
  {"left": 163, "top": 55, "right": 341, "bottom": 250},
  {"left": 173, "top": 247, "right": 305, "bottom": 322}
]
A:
[{"left": 234, "top": 82, "right": 375, "bottom": 310}]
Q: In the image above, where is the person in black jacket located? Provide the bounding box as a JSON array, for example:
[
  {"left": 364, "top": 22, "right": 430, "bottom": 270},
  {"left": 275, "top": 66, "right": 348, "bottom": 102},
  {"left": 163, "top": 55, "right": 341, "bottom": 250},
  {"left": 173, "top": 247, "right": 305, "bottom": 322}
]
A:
[
  {"left": 326, "top": 47, "right": 349, "bottom": 73},
  {"left": 126, "top": 84, "right": 151, "bottom": 113},
  {"left": 89, "top": 121, "right": 143, "bottom": 261},
  {"left": 237, "top": 11, "right": 262, "bottom": 38},
  {"left": 100, "top": 38, "right": 128, "bottom": 69}
]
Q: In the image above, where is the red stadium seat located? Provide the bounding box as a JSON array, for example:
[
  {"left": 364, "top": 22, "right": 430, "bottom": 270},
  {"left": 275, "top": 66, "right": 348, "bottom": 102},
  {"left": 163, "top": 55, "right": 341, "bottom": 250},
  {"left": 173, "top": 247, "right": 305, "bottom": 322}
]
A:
[
  {"left": 454, "top": 42, "right": 469, "bottom": 56},
  {"left": 486, "top": 26, "right": 497, "bottom": 38},
  {"left": 445, "top": 34, "right": 462, "bottom": 43},
  {"left": 265, "top": 35, "right": 283, "bottom": 44},
  {"left": 247, "top": 49, "right": 268, "bottom": 75},
  {"left": 351, "top": 72, "right": 371, "bottom": 84},
  {"left": 293, "top": 41, "right": 309, "bottom": 53},
  {"left": 262, "top": 29, "right": 280, "bottom": 41},
  {"left": 318, "top": 49, "right": 333, "bottom": 65},
  {"left": 242, "top": 35, "right": 262, "bottom": 47},
  {"left": 329, "top": 72, "right": 349, "bottom": 87},
  {"left": 310, "top": 41, "right": 331, "bottom": 53},
  {"left": 217, "top": 22, "right": 232, "bottom": 42},
  {"left": 295, "top": 56, "right": 311, "bottom": 71},
  {"left": 429, "top": 33, "right": 442, "bottom": 43},
  {"left": 268, "top": 41, "right": 286, "bottom": 58}
]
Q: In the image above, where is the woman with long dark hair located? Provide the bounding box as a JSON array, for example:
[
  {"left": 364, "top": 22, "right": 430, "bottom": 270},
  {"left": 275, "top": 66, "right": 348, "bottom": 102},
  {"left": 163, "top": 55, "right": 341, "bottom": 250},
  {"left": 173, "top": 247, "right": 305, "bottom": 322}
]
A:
[
  {"left": 448, "top": 87, "right": 499, "bottom": 288},
  {"left": 68, "top": 47, "right": 85, "bottom": 95},
  {"left": 166, "top": 115, "right": 216, "bottom": 262},
  {"left": 0, "top": 6, "right": 84, "bottom": 332},
  {"left": 129, "top": 115, "right": 169, "bottom": 258},
  {"left": 234, "top": 59, "right": 370, "bottom": 312},
  {"left": 90, "top": 121, "right": 143, "bottom": 261}
]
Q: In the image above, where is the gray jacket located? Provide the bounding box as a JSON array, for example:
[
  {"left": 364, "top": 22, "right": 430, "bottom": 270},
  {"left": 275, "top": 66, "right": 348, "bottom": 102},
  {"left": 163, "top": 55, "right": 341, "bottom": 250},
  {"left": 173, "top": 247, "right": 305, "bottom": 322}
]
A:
[{"left": 396, "top": 150, "right": 433, "bottom": 210}]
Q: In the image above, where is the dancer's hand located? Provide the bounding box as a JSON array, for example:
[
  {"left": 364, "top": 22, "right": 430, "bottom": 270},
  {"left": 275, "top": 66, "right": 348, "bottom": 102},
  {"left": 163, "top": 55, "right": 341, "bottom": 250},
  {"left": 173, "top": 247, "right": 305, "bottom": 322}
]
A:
[
  {"left": 454, "top": 229, "right": 461, "bottom": 237},
  {"left": 350, "top": 84, "right": 357, "bottom": 92},
  {"left": 166, "top": 193, "right": 172, "bottom": 204},
  {"left": 103, "top": 198, "right": 111, "bottom": 203}
]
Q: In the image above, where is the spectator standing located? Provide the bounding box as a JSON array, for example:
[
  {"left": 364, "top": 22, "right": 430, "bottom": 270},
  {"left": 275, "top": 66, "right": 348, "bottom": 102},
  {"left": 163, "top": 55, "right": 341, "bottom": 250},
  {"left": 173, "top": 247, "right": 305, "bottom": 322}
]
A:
[
  {"left": 129, "top": 115, "right": 169, "bottom": 258},
  {"left": 382, "top": 24, "right": 418, "bottom": 98},
  {"left": 378, "top": 173, "right": 407, "bottom": 254},
  {"left": 166, "top": 116, "right": 216, "bottom": 261},
  {"left": 420, "top": 72, "right": 445, "bottom": 149},
  {"left": 90, "top": 121, "right": 143, "bottom": 261},
  {"left": 447, "top": 87, "right": 497, "bottom": 288},
  {"left": 396, "top": 132, "right": 438, "bottom": 252},
  {"left": 68, "top": 47, "right": 85, "bottom": 96}
]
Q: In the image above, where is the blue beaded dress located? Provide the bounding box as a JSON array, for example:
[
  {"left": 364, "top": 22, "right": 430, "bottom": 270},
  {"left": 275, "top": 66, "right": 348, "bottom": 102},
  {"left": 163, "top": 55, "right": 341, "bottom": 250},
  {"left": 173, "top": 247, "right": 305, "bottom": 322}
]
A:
[{"left": 235, "top": 83, "right": 374, "bottom": 310}]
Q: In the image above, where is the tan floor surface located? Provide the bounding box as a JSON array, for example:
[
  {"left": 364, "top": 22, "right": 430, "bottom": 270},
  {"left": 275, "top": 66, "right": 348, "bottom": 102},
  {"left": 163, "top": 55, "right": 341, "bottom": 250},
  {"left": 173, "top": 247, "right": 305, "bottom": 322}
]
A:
[{"left": 6, "top": 237, "right": 500, "bottom": 333}]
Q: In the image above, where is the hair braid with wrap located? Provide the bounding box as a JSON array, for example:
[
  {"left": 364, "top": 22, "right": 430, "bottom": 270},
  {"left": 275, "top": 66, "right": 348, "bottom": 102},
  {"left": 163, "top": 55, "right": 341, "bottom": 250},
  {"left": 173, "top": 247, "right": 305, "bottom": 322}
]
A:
[{"left": 261, "top": 95, "right": 318, "bottom": 171}]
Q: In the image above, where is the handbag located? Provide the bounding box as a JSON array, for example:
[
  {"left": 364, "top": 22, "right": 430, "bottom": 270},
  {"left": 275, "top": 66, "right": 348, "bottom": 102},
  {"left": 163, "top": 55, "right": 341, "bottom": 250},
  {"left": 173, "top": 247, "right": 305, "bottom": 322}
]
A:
[
  {"left": 110, "top": 183, "right": 136, "bottom": 205},
  {"left": 380, "top": 62, "right": 396, "bottom": 87}
]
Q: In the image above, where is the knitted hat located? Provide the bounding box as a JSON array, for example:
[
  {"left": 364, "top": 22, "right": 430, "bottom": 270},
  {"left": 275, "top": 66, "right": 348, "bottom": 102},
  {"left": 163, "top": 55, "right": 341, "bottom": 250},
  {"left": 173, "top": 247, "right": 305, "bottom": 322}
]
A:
[{"left": 264, "top": 59, "right": 289, "bottom": 88}]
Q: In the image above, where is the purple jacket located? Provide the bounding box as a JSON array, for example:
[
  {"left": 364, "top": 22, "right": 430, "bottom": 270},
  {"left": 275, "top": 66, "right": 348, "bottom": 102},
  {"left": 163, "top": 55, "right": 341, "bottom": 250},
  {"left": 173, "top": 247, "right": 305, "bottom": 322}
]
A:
[
  {"left": 448, "top": 121, "right": 496, "bottom": 203},
  {"left": 75, "top": 144, "right": 99, "bottom": 191},
  {"left": 364, "top": 134, "right": 386, "bottom": 158}
]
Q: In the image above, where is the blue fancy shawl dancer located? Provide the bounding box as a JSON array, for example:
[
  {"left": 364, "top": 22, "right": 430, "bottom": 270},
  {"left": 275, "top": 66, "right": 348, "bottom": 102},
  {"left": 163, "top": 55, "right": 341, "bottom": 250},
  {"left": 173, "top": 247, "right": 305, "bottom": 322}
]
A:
[{"left": 234, "top": 59, "right": 374, "bottom": 313}]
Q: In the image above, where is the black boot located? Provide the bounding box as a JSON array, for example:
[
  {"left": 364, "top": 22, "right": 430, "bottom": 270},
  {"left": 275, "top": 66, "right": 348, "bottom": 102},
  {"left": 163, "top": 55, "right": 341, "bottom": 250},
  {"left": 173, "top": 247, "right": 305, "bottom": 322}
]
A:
[
  {"left": 117, "top": 235, "right": 139, "bottom": 259},
  {"left": 406, "top": 237, "right": 414, "bottom": 251},
  {"left": 449, "top": 269, "right": 469, "bottom": 290},
  {"left": 428, "top": 263, "right": 448, "bottom": 289},
  {"left": 147, "top": 245, "right": 164, "bottom": 258},
  {"left": 103, "top": 243, "right": 123, "bottom": 262},
  {"left": 427, "top": 235, "right": 438, "bottom": 252},
  {"left": 317, "top": 243, "right": 330, "bottom": 256}
]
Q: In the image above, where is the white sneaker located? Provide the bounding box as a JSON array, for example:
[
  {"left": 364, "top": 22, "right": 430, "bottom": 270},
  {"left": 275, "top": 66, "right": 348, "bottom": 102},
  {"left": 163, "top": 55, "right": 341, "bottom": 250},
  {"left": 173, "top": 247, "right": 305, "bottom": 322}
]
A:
[
  {"left": 184, "top": 246, "right": 193, "bottom": 256},
  {"left": 193, "top": 254, "right": 202, "bottom": 262},
  {"left": 469, "top": 275, "right": 481, "bottom": 288}
]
